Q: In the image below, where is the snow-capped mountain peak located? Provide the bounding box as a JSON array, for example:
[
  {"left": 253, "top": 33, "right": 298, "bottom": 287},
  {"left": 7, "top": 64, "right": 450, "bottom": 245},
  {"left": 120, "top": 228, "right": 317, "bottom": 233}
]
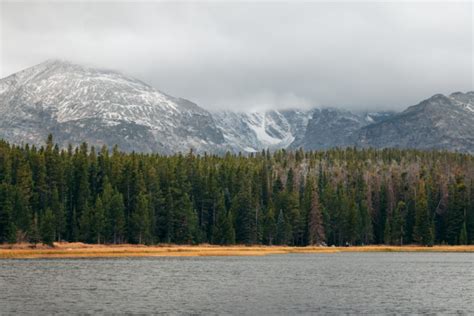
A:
[
  {"left": 2, "top": 59, "right": 185, "bottom": 125},
  {"left": 0, "top": 60, "right": 225, "bottom": 153}
]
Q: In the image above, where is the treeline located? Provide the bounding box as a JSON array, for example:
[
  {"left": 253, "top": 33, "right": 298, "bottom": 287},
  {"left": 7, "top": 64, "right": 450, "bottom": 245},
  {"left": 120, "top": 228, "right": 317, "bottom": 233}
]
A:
[{"left": 0, "top": 135, "right": 473, "bottom": 246}]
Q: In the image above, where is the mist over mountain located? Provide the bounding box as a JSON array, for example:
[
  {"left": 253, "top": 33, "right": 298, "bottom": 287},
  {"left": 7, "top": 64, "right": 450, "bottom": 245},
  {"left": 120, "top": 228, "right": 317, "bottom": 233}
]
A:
[{"left": 0, "top": 60, "right": 472, "bottom": 153}]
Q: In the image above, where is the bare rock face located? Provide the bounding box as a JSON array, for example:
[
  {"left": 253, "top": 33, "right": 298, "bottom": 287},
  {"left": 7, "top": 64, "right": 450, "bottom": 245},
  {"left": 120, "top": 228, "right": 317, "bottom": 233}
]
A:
[{"left": 0, "top": 59, "right": 226, "bottom": 154}]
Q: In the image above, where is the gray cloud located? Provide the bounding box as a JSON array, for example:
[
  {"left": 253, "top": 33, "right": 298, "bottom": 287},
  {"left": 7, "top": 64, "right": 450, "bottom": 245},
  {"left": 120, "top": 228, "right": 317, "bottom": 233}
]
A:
[{"left": 1, "top": 1, "right": 472, "bottom": 111}]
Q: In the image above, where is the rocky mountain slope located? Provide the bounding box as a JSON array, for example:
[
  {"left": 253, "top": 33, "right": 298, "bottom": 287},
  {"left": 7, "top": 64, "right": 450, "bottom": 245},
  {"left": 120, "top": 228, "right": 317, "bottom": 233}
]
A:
[
  {"left": 0, "top": 60, "right": 472, "bottom": 153},
  {"left": 289, "top": 109, "right": 396, "bottom": 150},
  {"left": 355, "top": 92, "right": 474, "bottom": 152},
  {"left": 0, "top": 59, "right": 226, "bottom": 154}
]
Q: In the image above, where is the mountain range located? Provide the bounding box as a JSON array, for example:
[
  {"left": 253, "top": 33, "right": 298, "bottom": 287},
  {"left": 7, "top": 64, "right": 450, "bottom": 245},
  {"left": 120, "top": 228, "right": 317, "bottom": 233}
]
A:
[{"left": 0, "top": 60, "right": 472, "bottom": 153}]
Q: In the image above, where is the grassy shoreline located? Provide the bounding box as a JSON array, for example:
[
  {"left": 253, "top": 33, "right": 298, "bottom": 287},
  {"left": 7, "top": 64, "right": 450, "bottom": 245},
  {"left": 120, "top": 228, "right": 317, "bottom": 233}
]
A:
[{"left": 1, "top": 243, "right": 474, "bottom": 259}]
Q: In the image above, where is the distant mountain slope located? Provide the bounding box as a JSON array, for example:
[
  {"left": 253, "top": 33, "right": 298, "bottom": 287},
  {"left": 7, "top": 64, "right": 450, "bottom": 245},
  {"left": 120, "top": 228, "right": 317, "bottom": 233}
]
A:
[
  {"left": 290, "top": 109, "right": 396, "bottom": 150},
  {"left": 355, "top": 92, "right": 474, "bottom": 152},
  {"left": 292, "top": 92, "right": 474, "bottom": 153},
  {"left": 0, "top": 59, "right": 226, "bottom": 153},
  {"left": 0, "top": 60, "right": 472, "bottom": 153},
  {"left": 290, "top": 108, "right": 368, "bottom": 150}
]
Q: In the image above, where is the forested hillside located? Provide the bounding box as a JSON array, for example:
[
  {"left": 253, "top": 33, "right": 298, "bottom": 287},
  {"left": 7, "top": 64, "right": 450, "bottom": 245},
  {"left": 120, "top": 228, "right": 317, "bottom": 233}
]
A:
[{"left": 1, "top": 135, "right": 473, "bottom": 246}]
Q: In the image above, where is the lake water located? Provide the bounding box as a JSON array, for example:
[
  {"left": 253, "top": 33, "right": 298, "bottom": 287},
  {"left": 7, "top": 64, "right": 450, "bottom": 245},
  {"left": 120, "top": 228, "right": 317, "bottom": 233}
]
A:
[{"left": 1, "top": 253, "right": 473, "bottom": 314}]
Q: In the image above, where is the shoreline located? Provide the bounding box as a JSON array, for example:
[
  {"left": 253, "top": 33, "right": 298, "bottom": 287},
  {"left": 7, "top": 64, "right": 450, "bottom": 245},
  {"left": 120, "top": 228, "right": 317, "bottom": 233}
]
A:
[{"left": 1, "top": 243, "right": 474, "bottom": 259}]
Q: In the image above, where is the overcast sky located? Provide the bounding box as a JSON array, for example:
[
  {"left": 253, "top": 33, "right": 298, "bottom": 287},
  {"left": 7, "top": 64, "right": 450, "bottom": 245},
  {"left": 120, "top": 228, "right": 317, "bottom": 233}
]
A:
[{"left": 1, "top": 1, "right": 472, "bottom": 112}]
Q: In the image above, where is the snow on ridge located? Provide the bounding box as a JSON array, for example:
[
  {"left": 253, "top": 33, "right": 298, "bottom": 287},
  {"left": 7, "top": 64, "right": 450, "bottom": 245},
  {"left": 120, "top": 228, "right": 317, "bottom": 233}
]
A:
[
  {"left": 0, "top": 59, "right": 226, "bottom": 154},
  {"left": 3, "top": 59, "right": 187, "bottom": 129}
]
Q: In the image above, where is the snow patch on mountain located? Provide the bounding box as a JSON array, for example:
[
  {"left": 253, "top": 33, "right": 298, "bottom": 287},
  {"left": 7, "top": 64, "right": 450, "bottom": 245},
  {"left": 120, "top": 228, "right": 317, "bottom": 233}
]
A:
[{"left": 213, "top": 109, "right": 311, "bottom": 152}]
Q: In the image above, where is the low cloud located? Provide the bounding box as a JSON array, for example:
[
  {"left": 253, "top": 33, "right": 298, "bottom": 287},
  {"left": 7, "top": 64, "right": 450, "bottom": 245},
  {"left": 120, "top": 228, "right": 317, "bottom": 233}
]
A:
[{"left": 1, "top": 1, "right": 472, "bottom": 111}]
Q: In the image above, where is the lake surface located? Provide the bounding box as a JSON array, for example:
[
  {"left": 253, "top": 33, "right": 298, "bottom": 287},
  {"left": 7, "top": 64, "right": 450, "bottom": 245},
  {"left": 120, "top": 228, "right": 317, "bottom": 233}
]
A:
[{"left": 1, "top": 253, "right": 473, "bottom": 314}]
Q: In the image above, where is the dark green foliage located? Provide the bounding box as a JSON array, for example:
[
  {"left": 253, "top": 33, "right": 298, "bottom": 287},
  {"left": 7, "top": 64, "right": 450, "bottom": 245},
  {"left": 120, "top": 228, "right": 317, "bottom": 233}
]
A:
[
  {"left": 213, "top": 193, "right": 235, "bottom": 245},
  {"left": 93, "top": 197, "right": 106, "bottom": 244},
  {"left": 467, "top": 180, "right": 474, "bottom": 244},
  {"left": 414, "top": 180, "right": 434, "bottom": 245},
  {"left": 276, "top": 209, "right": 290, "bottom": 245},
  {"left": 79, "top": 203, "right": 93, "bottom": 242},
  {"left": 130, "top": 193, "right": 153, "bottom": 244},
  {"left": 29, "top": 213, "right": 41, "bottom": 246},
  {"left": 262, "top": 202, "right": 276, "bottom": 245},
  {"left": 391, "top": 201, "right": 406, "bottom": 245},
  {"left": 233, "top": 182, "right": 257, "bottom": 244},
  {"left": 0, "top": 136, "right": 473, "bottom": 245},
  {"left": 306, "top": 179, "right": 325, "bottom": 245},
  {"left": 459, "top": 222, "right": 468, "bottom": 245},
  {"left": 0, "top": 184, "right": 16, "bottom": 243},
  {"left": 41, "top": 208, "right": 55, "bottom": 246},
  {"left": 108, "top": 191, "right": 126, "bottom": 244},
  {"left": 51, "top": 188, "right": 66, "bottom": 242},
  {"left": 446, "top": 176, "right": 468, "bottom": 244}
]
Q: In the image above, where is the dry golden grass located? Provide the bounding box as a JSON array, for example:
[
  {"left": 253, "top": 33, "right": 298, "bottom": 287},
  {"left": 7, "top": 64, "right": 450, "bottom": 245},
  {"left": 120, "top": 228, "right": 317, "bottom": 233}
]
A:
[{"left": 1, "top": 243, "right": 473, "bottom": 259}]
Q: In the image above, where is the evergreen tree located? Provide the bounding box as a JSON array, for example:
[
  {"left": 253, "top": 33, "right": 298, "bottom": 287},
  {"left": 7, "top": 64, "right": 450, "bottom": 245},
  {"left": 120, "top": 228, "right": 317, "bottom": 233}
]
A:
[
  {"left": 0, "top": 184, "right": 16, "bottom": 243},
  {"left": 100, "top": 177, "right": 114, "bottom": 241},
  {"left": 110, "top": 192, "right": 126, "bottom": 244},
  {"left": 74, "top": 143, "right": 91, "bottom": 221},
  {"left": 358, "top": 199, "right": 373, "bottom": 245},
  {"left": 307, "top": 181, "right": 325, "bottom": 245},
  {"left": 12, "top": 190, "right": 29, "bottom": 241},
  {"left": 13, "top": 157, "right": 33, "bottom": 235},
  {"left": 459, "top": 222, "right": 468, "bottom": 245},
  {"left": 169, "top": 162, "right": 198, "bottom": 244},
  {"left": 172, "top": 191, "right": 197, "bottom": 244},
  {"left": 233, "top": 183, "right": 256, "bottom": 244},
  {"left": 51, "top": 187, "right": 66, "bottom": 242},
  {"left": 391, "top": 201, "right": 406, "bottom": 245},
  {"left": 31, "top": 153, "right": 48, "bottom": 213},
  {"left": 93, "top": 197, "right": 106, "bottom": 244},
  {"left": 262, "top": 202, "right": 277, "bottom": 245},
  {"left": 131, "top": 193, "right": 152, "bottom": 244},
  {"left": 70, "top": 207, "right": 79, "bottom": 242},
  {"left": 29, "top": 213, "right": 41, "bottom": 246},
  {"left": 213, "top": 193, "right": 235, "bottom": 244},
  {"left": 346, "top": 199, "right": 358, "bottom": 245},
  {"left": 41, "top": 208, "right": 55, "bottom": 246},
  {"left": 384, "top": 217, "right": 391, "bottom": 245},
  {"left": 414, "top": 179, "right": 433, "bottom": 245},
  {"left": 286, "top": 168, "right": 295, "bottom": 192},
  {"left": 275, "top": 210, "right": 288, "bottom": 245},
  {"left": 446, "top": 176, "right": 467, "bottom": 244},
  {"left": 467, "top": 180, "right": 474, "bottom": 244},
  {"left": 79, "top": 203, "right": 93, "bottom": 242}
]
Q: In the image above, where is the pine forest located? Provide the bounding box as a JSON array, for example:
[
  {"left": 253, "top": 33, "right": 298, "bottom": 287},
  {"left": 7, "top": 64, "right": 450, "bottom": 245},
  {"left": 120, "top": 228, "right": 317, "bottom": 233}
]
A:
[{"left": 1, "top": 136, "right": 473, "bottom": 247}]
